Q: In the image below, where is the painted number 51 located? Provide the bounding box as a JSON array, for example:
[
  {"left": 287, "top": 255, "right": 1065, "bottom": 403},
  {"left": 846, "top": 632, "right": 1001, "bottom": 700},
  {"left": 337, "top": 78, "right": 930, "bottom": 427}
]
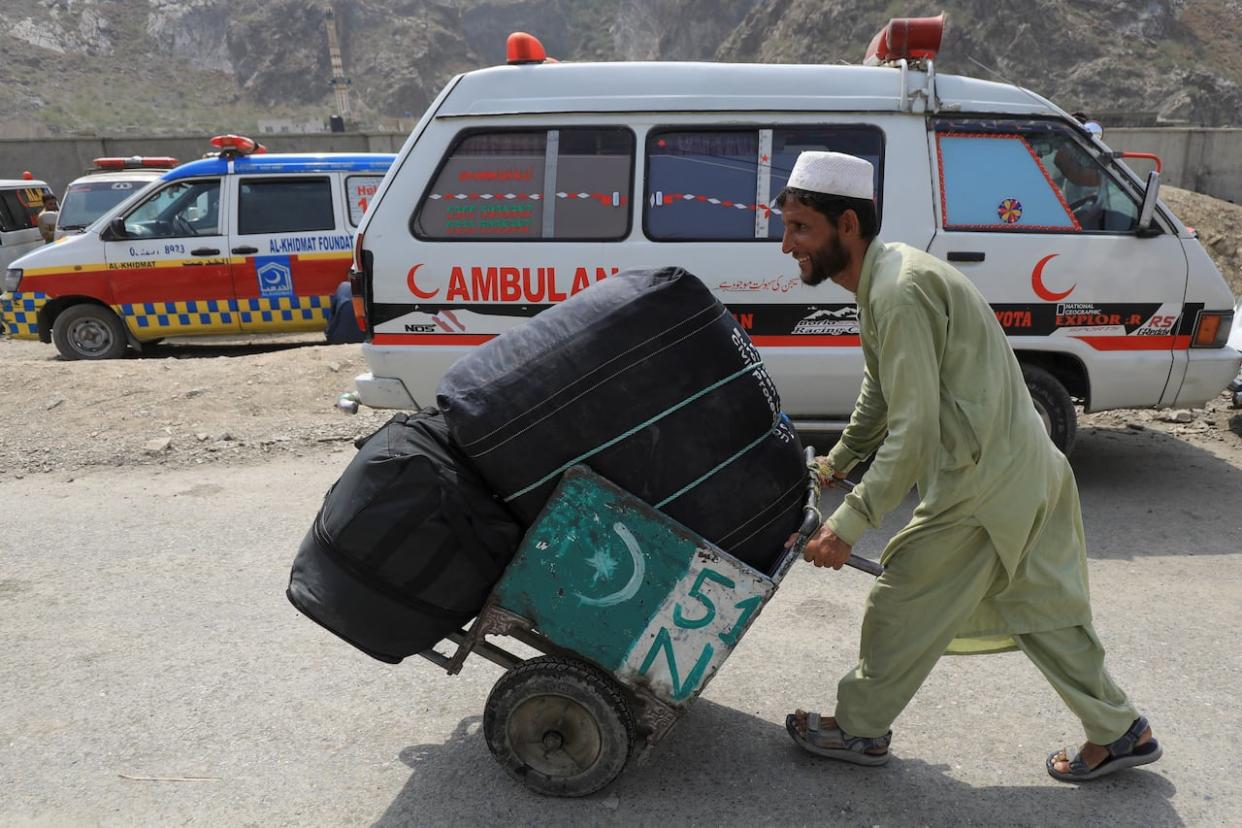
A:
[{"left": 638, "top": 568, "right": 763, "bottom": 701}]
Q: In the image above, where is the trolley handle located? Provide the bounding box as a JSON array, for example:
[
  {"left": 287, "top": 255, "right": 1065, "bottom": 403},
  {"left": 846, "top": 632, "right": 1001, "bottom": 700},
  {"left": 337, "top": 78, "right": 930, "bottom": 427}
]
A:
[{"left": 795, "top": 447, "right": 884, "bottom": 578}]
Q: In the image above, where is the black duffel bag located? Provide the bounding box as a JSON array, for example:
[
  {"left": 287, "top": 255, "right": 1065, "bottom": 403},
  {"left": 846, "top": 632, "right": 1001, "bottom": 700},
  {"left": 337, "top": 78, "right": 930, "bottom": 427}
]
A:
[
  {"left": 286, "top": 409, "right": 522, "bottom": 663},
  {"left": 436, "top": 267, "right": 806, "bottom": 574}
]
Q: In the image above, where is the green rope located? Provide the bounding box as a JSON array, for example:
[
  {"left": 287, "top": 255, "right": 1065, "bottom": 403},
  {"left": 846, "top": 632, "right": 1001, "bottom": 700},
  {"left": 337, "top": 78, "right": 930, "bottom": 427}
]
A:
[
  {"left": 654, "top": 418, "right": 779, "bottom": 509},
  {"left": 503, "top": 360, "right": 766, "bottom": 503}
]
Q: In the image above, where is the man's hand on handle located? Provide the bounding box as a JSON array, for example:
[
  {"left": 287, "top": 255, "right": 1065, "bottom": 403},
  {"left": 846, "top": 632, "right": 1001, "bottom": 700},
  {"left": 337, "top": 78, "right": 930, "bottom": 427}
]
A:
[
  {"left": 787, "top": 455, "right": 854, "bottom": 570},
  {"left": 798, "top": 525, "right": 853, "bottom": 570}
]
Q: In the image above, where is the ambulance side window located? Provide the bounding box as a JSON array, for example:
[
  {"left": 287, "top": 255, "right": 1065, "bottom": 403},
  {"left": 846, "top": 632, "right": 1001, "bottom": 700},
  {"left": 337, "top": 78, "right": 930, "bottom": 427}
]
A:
[
  {"left": 8, "top": 187, "right": 45, "bottom": 227},
  {"left": 413, "top": 128, "right": 634, "bottom": 241},
  {"left": 238, "top": 177, "right": 335, "bottom": 234},
  {"left": 935, "top": 121, "right": 1140, "bottom": 234},
  {"left": 0, "top": 191, "right": 22, "bottom": 231},
  {"left": 123, "top": 179, "right": 221, "bottom": 239},
  {"left": 768, "top": 127, "right": 883, "bottom": 240},
  {"left": 1026, "top": 132, "right": 1140, "bottom": 232},
  {"left": 644, "top": 126, "right": 884, "bottom": 241},
  {"left": 346, "top": 175, "right": 384, "bottom": 226},
  {"left": 0, "top": 190, "right": 33, "bottom": 230},
  {"left": 646, "top": 131, "right": 758, "bottom": 240}
]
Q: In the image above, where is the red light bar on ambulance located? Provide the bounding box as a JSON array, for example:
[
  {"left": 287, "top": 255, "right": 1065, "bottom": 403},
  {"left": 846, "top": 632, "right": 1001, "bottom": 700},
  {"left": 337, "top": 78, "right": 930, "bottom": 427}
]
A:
[
  {"left": 863, "top": 13, "right": 946, "bottom": 66},
  {"left": 507, "top": 32, "right": 548, "bottom": 65},
  {"left": 92, "top": 156, "right": 179, "bottom": 171},
  {"left": 210, "top": 134, "right": 267, "bottom": 156}
]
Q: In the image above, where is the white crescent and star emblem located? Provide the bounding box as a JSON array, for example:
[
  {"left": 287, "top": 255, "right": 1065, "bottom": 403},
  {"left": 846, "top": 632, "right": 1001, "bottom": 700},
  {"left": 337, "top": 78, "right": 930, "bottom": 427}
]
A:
[{"left": 574, "top": 522, "right": 646, "bottom": 607}]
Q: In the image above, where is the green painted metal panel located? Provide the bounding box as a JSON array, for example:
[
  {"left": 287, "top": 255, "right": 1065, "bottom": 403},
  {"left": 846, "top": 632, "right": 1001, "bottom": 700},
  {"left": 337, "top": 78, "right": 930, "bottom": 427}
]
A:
[{"left": 493, "top": 467, "right": 699, "bottom": 672}]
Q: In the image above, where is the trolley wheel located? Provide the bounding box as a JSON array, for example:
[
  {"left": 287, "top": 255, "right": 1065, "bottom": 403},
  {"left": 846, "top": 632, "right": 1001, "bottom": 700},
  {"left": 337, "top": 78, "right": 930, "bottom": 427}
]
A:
[{"left": 483, "top": 655, "right": 636, "bottom": 797}]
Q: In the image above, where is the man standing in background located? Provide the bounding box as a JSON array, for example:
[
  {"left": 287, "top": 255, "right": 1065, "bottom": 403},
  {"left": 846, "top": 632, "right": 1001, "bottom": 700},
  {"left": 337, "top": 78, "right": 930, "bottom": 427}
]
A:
[{"left": 37, "top": 194, "right": 59, "bottom": 244}]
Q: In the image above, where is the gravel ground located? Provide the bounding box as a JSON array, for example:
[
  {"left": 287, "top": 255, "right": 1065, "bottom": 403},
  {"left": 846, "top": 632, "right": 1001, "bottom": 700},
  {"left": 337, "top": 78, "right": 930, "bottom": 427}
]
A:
[{"left": 0, "top": 334, "right": 390, "bottom": 478}]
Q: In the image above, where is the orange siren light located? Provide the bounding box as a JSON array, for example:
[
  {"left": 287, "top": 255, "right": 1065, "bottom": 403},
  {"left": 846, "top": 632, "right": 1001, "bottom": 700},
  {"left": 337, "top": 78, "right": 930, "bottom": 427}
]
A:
[
  {"left": 507, "top": 32, "right": 548, "bottom": 65},
  {"left": 863, "top": 14, "right": 946, "bottom": 66},
  {"left": 210, "top": 134, "right": 266, "bottom": 156}
]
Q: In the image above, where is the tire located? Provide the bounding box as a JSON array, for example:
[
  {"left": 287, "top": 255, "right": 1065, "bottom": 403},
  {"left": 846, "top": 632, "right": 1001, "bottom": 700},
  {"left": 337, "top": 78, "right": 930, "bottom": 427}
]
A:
[
  {"left": 1022, "top": 364, "right": 1077, "bottom": 456},
  {"left": 483, "top": 656, "right": 636, "bottom": 797},
  {"left": 52, "top": 304, "right": 129, "bottom": 360}
]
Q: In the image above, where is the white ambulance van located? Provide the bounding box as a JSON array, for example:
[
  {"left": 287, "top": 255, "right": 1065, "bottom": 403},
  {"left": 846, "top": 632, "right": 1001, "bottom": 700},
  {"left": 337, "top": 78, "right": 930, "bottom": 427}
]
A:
[
  {"left": 0, "top": 178, "right": 54, "bottom": 269},
  {"left": 347, "top": 18, "right": 1240, "bottom": 454},
  {"left": 54, "top": 156, "right": 180, "bottom": 240}
]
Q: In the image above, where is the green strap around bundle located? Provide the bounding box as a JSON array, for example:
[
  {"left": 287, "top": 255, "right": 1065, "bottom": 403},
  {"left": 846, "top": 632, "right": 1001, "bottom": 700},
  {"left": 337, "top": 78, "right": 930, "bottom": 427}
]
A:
[{"left": 502, "top": 359, "right": 772, "bottom": 506}]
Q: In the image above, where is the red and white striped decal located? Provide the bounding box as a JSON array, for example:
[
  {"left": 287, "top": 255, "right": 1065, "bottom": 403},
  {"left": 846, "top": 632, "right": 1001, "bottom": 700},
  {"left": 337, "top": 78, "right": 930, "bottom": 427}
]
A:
[
  {"left": 649, "top": 191, "right": 782, "bottom": 215},
  {"left": 428, "top": 191, "right": 627, "bottom": 207}
]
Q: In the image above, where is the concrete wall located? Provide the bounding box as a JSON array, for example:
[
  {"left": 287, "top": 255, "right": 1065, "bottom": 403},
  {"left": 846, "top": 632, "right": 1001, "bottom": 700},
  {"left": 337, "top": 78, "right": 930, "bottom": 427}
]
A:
[
  {"left": 1100, "top": 128, "right": 1242, "bottom": 204},
  {"left": 0, "top": 133, "right": 409, "bottom": 195},
  {"left": 3, "top": 128, "right": 1240, "bottom": 205}
]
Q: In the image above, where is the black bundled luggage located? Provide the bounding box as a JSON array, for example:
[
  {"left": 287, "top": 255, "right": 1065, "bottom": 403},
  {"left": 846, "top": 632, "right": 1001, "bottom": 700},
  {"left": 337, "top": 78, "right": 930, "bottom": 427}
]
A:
[
  {"left": 436, "top": 267, "right": 806, "bottom": 574},
  {"left": 287, "top": 409, "right": 522, "bottom": 663}
]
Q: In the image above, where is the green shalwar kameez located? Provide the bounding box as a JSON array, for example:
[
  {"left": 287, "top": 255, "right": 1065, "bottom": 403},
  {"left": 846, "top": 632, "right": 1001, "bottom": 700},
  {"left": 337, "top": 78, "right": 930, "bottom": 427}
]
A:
[{"left": 823, "top": 240, "right": 1138, "bottom": 744}]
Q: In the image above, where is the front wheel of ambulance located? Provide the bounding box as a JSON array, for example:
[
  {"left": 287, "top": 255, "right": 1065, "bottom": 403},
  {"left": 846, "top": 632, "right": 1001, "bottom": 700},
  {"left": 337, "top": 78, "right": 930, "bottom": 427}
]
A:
[
  {"left": 1022, "top": 364, "right": 1077, "bottom": 456},
  {"left": 484, "top": 655, "right": 636, "bottom": 797},
  {"left": 52, "top": 304, "right": 129, "bottom": 361}
]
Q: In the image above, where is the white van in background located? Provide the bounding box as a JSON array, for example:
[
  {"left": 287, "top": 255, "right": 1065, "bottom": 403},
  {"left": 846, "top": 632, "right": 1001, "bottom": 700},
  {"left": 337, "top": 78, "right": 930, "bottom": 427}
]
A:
[
  {"left": 54, "top": 157, "right": 179, "bottom": 240},
  {"left": 346, "top": 19, "right": 1240, "bottom": 454},
  {"left": 0, "top": 179, "right": 54, "bottom": 270}
]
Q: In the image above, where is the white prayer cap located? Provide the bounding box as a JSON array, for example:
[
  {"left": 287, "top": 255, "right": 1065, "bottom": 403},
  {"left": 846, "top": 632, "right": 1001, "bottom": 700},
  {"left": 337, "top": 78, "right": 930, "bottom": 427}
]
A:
[{"left": 786, "top": 151, "right": 874, "bottom": 200}]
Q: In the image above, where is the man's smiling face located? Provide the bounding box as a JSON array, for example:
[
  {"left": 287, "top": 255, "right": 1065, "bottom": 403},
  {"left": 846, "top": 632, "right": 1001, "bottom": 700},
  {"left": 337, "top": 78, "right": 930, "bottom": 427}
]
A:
[{"left": 780, "top": 198, "right": 851, "bottom": 287}]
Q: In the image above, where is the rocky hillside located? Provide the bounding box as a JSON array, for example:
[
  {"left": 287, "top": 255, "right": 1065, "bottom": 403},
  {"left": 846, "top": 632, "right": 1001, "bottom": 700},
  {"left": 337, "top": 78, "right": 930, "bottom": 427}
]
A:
[
  {"left": 1163, "top": 186, "right": 1242, "bottom": 297},
  {"left": 0, "top": 0, "right": 1238, "bottom": 136},
  {"left": 719, "top": 0, "right": 1242, "bottom": 127}
]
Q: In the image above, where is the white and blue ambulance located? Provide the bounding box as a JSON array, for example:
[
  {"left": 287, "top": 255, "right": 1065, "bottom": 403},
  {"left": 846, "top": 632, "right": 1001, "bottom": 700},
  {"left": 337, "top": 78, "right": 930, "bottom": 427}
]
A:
[{"left": 2, "top": 135, "right": 393, "bottom": 360}]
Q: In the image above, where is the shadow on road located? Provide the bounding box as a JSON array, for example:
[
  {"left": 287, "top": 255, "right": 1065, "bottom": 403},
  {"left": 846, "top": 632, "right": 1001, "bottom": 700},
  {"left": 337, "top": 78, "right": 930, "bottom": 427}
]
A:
[
  {"left": 803, "top": 424, "right": 1240, "bottom": 564},
  {"left": 378, "top": 699, "right": 1179, "bottom": 826},
  {"left": 1071, "top": 426, "right": 1239, "bottom": 561}
]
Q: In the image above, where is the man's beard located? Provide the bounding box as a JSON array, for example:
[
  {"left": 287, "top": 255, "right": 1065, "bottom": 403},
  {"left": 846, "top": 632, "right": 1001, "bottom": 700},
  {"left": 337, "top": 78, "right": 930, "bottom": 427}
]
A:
[{"left": 800, "top": 234, "right": 850, "bottom": 286}]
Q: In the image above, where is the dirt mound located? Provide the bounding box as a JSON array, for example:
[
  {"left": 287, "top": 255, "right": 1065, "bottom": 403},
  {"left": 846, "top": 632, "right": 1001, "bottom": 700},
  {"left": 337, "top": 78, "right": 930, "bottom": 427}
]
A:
[
  {"left": 0, "top": 335, "right": 389, "bottom": 477},
  {"left": 1163, "top": 185, "right": 1242, "bottom": 297}
]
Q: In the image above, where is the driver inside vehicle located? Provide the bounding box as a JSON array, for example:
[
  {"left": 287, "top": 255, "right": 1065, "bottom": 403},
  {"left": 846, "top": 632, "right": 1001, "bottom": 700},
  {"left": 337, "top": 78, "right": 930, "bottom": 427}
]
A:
[
  {"left": 123, "top": 180, "right": 219, "bottom": 238},
  {"left": 1032, "top": 133, "right": 1137, "bottom": 232}
]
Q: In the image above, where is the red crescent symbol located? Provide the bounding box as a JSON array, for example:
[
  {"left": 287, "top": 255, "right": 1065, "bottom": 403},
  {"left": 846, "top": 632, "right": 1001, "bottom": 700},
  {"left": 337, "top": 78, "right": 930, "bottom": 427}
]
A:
[
  {"left": 1032, "top": 254, "right": 1075, "bottom": 301},
  {"left": 406, "top": 263, "right": 439, "bottom": 299}
]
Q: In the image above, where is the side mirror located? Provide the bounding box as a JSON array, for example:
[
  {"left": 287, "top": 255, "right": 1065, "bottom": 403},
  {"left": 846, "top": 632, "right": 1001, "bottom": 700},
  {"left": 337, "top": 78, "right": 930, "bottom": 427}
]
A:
[
  {"left": 103, "top": 217, "right": 128, "bottom": 241},
  {"left": 1137, "top": 170, "right": 1161, "bottom": 237}
]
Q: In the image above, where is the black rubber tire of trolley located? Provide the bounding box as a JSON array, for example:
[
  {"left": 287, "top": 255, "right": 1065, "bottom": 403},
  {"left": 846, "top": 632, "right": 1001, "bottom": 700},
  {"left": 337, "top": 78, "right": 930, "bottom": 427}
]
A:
[
  {"left": 483, "top": 656, "right": 637, "bottom": 797},
  {"left": 1022, "top": 363, "right": 1077, "bottom": 456},
  {"left": 52, "top": 303, "right": 129, "bottom": 360}
]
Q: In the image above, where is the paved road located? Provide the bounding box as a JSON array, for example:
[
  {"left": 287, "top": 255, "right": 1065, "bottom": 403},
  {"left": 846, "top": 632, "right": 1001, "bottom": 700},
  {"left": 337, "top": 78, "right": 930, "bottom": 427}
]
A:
[{"left": 2, "top": 426, "right": 1240, "bottom": 826}]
